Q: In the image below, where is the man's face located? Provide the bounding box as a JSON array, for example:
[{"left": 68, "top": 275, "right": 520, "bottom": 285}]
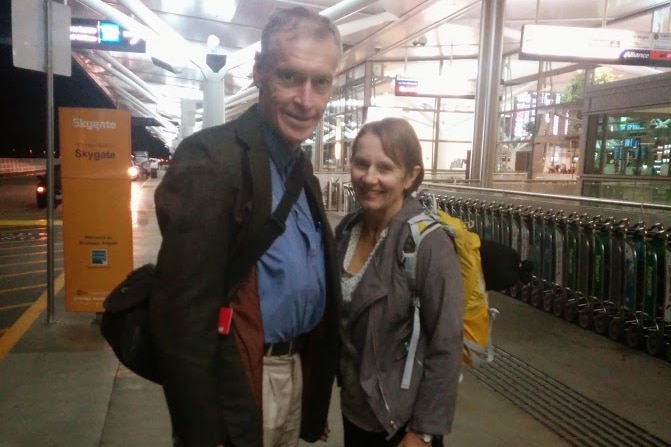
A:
[{"left": 254, "top": 32, "right": 340, "bottom": 150}]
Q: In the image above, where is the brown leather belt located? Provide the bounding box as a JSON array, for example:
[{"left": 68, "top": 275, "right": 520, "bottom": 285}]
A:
[{"left": 263, "top": 337, "right": 303, "bottom": 357}]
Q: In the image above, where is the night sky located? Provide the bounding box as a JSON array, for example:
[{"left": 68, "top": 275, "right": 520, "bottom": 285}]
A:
[{"left": 0, "top": 1, "right": 169, "bottom": 158}]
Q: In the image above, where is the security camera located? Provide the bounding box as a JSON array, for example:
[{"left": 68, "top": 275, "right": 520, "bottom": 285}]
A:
[{"left": 417, "top": 35, "right": 428, "bottom": 46}]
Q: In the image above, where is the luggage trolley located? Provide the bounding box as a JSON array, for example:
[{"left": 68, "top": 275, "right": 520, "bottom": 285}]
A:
[
  {"left": 482, "top": 202, "right": 494, "bottom": 241},
  {"left": 552, "top": 212, "right": 581, "bottom": 318},
  {"left": 455, "top": 198, "right": 468, "bottom": 222},
  {"left": 637, "top": 224, "right": 669, "bottom": 356},
  {"left": 618, "top": 224, "right": 666, "bottom": 350},
  {"left": 591, "top": 219, "right": 630, "bottom": 336},
  {"left": 507, "top": 206, "right": 528, "bottom": 299},
  {"left": 499, "top": 204, "right": 515, "bottom": 249},
  {"left": 491, "top": 202, "right": 503, "bottom": 244},
  {"left": 520, "top": 208, "right": 544, "bottom": 304},
  {"left": 608, "top": 222, "right": 646, "bottom": 343},
  {"left": 542, "top": 211, "right": 568, "bottom": 314},
  {"left": 470, "top": 200, "right": 485, "bottom": 238},
  {"left": 531, "top": 209, "right": 559, "bottom": 309},
  {"left": 517, "top": 207, "right": 535, "bottom": 301},
  {"left": 563, "top": 214, "right": 593, "bottom": 323},
  {"left": 445, "top": 196, "right": 460, "bottom": 219},
  {"left": 664, "top": 231, "right": 671, "bottom": 362},
  {"left": 578, "top": 217, "right": 614, "bottom": 330}
]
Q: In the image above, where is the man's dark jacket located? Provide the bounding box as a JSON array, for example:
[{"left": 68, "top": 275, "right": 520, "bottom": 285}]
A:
[{"left": 149, "top": 105, "right": 341, "bottom": 447}]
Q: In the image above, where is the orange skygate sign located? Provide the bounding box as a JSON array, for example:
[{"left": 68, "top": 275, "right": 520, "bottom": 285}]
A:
[{"left": 59, "top": 107, "right": 133, "bottom": 313}]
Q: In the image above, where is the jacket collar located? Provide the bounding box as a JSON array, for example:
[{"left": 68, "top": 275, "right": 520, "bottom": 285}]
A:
[
  {"left": 234, "top": 104, "right": 266, "bottom": 151},
  {"left": 343, "top": 195, "right": 425, "bottom": 234},
  {"left": 231, "top": 104, "right": 272, "bottom": 218}
]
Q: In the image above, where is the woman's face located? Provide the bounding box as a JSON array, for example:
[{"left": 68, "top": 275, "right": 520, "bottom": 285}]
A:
[{"left": 350, "top": 132, "right": 417, "bottom": 217}]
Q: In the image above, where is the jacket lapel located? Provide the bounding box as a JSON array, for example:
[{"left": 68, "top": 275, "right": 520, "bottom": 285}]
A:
[{"left": 233, "top": 105, "right": 272, "bottom": 223}]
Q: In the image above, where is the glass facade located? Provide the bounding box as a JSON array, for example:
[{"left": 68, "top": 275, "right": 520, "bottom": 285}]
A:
[
  {"left": 311, "top": 0, "right": 671, "bottom": 204},
  {"left": 318, "top": 59, "right": 477, "bottom": 181},
  {"left": 585, "top": 114, "right": 671, "bottom": 177}
]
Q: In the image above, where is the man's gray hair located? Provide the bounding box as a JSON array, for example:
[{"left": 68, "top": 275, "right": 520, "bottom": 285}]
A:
[{"left": 257, "top": 6, "right": 343, "bottom": 68}]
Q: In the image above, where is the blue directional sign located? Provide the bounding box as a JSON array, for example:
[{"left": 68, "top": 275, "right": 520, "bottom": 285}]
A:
[{"left": 70, "top": 18, "right": 146, "bottom": 53}]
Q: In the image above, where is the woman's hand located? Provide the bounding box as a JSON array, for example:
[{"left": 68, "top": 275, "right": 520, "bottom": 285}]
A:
[
  {"left": 320, "top": 424, "right": 331, "bottom": 442},
  {"left": 396, "top": 432, "right": 431, "bottom": 446}
]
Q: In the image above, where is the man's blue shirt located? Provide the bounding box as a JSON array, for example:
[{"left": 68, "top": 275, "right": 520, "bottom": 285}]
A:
[{"left": 256, "top": 125, "right": 326, "bottom": 344}]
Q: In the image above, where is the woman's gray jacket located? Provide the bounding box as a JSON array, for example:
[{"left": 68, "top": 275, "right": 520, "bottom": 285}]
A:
[{"left": 335, "top": 197, "right": 464, "bottom": 437}]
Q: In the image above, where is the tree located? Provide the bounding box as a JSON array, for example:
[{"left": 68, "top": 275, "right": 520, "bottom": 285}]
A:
[{"left": 561, "top": 67, "right": 616, "bottom": 103}]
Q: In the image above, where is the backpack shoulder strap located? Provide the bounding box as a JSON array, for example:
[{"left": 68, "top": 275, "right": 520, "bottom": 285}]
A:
[
  {"left": 403, "top": 213, "right": 443, "bottom": 290},
  {"left": 400, "top": 212, "right": 442, "bottom": 390},
  {"left": 226, "top": 153, "right": 305, "bottom": 295}
]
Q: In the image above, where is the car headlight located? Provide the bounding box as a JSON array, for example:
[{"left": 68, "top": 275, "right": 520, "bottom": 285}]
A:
[{"left": 128, "top": 166, "right": 139, "bottom": 177}]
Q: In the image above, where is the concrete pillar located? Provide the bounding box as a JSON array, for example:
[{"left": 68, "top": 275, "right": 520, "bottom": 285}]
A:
[
  {"left": 180, "top": 98, "right": 197, "bottom": 138},
  {"left": 202, "top": 76, "right": 226, "bottom": 128}
]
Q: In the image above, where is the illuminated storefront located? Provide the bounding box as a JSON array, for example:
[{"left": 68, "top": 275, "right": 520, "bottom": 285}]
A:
[{"left": 581, "top": 72, "right": 671, "bottom": 204}]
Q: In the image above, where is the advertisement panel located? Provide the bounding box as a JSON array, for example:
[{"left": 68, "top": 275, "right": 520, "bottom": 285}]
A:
[
  {"left": 59, "top": 108, "right": 132, "bottom": 313},
  {"left": 520, "top": 25, "right": 671, "bottom": 67},
  {"left": 394, "top": 75, "right": 475, "bottom": 98}
]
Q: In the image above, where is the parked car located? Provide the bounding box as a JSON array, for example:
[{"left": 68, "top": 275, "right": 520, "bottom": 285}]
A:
[
  {"left": 129, "top": 156, "right": 149, "bottom": 181},
  {"left": 36, "top": 163, "right": 62, "bottom": 209},
  {"left": 149, "top": 158, "right": 160, "bottom": 178}
]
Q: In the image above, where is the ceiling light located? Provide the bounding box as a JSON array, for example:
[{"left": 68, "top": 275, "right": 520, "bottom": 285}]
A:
[{"left": 206, "top": 34, "right": 220, "bottom": 50}]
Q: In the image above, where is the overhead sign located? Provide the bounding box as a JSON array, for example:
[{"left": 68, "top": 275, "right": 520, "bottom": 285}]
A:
[
  {"left": 395, "top": 75, "right": 475, "bottom": 99},
  {"left": 59, "top": 107, "right": 133, "bottom": 313},
  {"left": 520, "top": 25, "right": 671, "bottom": 67},
  {"left": 70, "top": 18, "right": 146, "bottom": 53}
]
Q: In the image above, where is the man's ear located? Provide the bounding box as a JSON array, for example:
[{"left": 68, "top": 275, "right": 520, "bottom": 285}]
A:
[{"left": 252, "top": 52, "right": 262, "bottom": 88}]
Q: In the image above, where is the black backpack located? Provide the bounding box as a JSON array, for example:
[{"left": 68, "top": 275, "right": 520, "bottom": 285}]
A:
[{"left": 100, "top": 263, "right": 160, "bottom": 383}]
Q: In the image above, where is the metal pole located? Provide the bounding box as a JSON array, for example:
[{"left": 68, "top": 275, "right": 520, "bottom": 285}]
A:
[
  {"left": 45, "top": 0, "right": 57, "bottom": 324},
  {"left": 472, "top": 0, "right": 507, "bottom": 185},
  {"left": 479, "top": 0, "right": 507, "bottom": 188}
]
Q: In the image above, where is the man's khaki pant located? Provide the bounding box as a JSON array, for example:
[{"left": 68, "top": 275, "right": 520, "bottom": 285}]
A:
[{"left": 262, "top": 353, "right": 303, "bottom": 447}]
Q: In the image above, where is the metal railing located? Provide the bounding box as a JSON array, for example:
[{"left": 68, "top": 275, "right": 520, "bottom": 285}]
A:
[{"left": 420, "top": 182, "right": 671, "bottom": 228}]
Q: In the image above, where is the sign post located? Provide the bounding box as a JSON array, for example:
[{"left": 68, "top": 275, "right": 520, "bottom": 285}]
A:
[{"left": 11, "top": 0, "right": 71, "bottom": 323}]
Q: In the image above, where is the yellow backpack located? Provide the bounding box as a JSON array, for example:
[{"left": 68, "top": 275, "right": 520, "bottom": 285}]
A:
[{"left": 400, "top": 209, "right": 498, "bottom": 388}]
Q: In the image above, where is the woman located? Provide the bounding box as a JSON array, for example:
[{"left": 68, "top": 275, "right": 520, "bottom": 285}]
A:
[{"left": 335, "top": 117, "right": 464, "bottom": 447}]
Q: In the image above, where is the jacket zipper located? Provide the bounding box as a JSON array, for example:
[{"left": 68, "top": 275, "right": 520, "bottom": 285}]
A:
[{"left": 371, "top": 318, "right": 398, "bottom": 431}]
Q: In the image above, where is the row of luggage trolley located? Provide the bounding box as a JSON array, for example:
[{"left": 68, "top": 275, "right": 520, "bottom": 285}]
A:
[{"left": 417, "top": 192, "right": 671, "bottom": 362}]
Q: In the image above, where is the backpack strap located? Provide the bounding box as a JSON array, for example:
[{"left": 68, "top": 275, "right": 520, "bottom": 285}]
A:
[
  {"left": 226, "top": 153, "right": 305, "bottom": 295},
  {"left": 403, "top": 214, "right": 443, "bottom": 290},
  {"left": 401, "top": 295, "right": 421, "bottom": 390},
  {"left": 400, "top": 213, "right": 443, "bottom": 390},
  {"left": 464, "top": 307, "right": 499, "bottom": 366}
]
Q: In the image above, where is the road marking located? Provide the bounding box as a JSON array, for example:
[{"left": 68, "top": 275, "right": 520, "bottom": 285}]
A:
[
  {"left": 0, "top": 268, "right": 63, "bottom": 279},
  {"left": 0, "top": 272, "right": 65, "bottom": 361},
  {"left": 0, "top": 302, "right": 31, "bottom": 311},
  {"left": 0, "top": 220, "right": 63, "bottom": 226},
  {"left": 0, "top": 259, "right": 59, "bottom": 268},
  {"left": 0, "top": 250, "right": 64, "bottom": 260},
  {"left": 0, "top": 284, "right": 47, "bottom": 294}
]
